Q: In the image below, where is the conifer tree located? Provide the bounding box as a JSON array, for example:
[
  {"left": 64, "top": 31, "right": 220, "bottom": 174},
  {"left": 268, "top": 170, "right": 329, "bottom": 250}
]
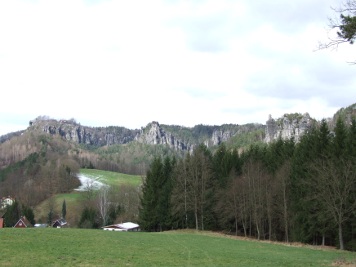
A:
[
  {"left": 333, "top": 117, "right": 348, "bottom": 158},
  {"left": 62, "top": 199, "right": 66, "bottom": 219},
  {"left": 289, "top": 126, "right": 319, "bottom": 243},
  {"left": 3, "top": 201, "right": 20, "bottom": 227},
  {"left": 171, "top": 156, "right": 193, "bottom": 229},
  {"left": 212, "top": 143, "right": 230, "bottom": 187},
  {"left": 157, "top": 156, "right": 175, "bottom": 231},
  {"left": 47, "top": 210, "right": 53, "bottom": 226},
  {"left": 347, "top": 118, "right": 356, "bottom": 158},
  {"left": 22, "top": 205, "right": 35, "bottom": 225},
  {"left": 139, "top": 156, "right": 175, "bottom": 231},
  {"left": 139, "top": 157, "right": 162, "bottom": 231}
]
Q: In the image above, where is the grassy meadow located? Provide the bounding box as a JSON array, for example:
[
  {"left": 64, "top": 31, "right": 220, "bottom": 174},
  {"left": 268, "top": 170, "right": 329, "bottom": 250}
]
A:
[
  {"left": 24, "top": 169, "right": 355, "bottom": 266},
  {"left": 0, "top": 228, "right": 355, "bottom": 267},
  {"left": 79, "top": 168, "right": 142, "bottom": 187}
]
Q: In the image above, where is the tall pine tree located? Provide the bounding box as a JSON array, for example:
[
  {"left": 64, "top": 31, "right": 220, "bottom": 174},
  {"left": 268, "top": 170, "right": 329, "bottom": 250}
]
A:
[
  {"left": 62, "top": 199, "right": 66, "bottom": 219},
  {"left": 139, "top": 156, "right": 175, "bottom": 231}
]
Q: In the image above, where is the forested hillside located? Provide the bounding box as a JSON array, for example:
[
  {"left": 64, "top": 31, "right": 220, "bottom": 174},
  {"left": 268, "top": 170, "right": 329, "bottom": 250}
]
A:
[
  {"left": 139, "top": 116, "right": 356, "bottom": 250},
  {"left": 0, "top": 116, "right": 267, "bottom": 176},
  {"left": 0, "top": 133, "right": 81, "bottom": 206}
]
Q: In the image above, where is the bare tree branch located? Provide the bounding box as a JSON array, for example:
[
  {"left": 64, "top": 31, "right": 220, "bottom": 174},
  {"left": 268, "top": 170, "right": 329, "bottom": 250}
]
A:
[{"left": 317, "top": 0, "right": 356, "bottom": 64}]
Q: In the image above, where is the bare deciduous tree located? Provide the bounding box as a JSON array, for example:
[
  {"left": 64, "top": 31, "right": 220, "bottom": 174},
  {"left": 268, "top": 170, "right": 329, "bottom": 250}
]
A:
[
  {"left": 98, "top": 186, "right": 110, "bottom": 227},
  {"left": 171, "top": 159, "right": 191, "bottom": 229},
  {"left": 275, "top": 161, "right": 291, "bottom": 243},
  {"left": 243, "top": 159, "right": 267, "bottom": 240},
  {"left": 309, "top": 158, "right": 356, "bottom": 250},
  {"left": 318, "top": 0, "right": 356, "bottom": 63}
]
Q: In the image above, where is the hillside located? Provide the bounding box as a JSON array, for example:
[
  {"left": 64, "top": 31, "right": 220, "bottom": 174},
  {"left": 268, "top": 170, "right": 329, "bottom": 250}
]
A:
[
  {"left": 26, "top": 118, "right": 266, "bottom": 152},
  {"left": 333, "top": 103, "right": 356, "bottom": 124},
  {"left": 0, "top": 103, "right": 355, "bottom": 175}
]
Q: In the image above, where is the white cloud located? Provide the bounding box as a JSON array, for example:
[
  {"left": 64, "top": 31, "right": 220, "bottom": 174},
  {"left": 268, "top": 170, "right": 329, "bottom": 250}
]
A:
[{"left": 0, "top": 0, "right": 355, "bottom": 135}]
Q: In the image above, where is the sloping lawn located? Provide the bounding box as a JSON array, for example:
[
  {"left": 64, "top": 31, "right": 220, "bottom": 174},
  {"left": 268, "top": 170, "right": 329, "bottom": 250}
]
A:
[
  {"left": 80, "top": 168, "right": 142, "bottom": 187},
  {"left": 0, "top": 228, "right": 354, "bottom": 267}
]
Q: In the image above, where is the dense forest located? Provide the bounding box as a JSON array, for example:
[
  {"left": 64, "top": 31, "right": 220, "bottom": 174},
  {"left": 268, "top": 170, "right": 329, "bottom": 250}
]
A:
[{"left": 139, "top": 117, "right": 356, "bottom": 250}]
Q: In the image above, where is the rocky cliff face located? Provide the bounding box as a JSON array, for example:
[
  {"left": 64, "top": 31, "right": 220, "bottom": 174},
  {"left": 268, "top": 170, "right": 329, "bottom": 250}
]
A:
[
  {"left": 28, "top": 118, "right": 259, "bottom": 152},
  {"left": 136, "top": 122, "right": 266, "bottom": 150},
  {"left": 26, "top": 113, "right": 314, "bottom": 152},
  {"left": 265, "top": 113, "right": 313, "bottom": 143},
  {"left": 332, "top": 103, "right": 356, "bottom": 126},
  {"left": 29, "top": 119, "right": 139, "bottom": 146},
  {"left": 211, "top": 130, "right": 233, "bottom": 146},
  {"left": 135, "top": 121, "right": 194, "bottom": 152}
]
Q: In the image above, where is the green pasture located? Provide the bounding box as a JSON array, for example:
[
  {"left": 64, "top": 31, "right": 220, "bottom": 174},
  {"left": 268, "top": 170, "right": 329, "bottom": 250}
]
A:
[
  {"left": 0, "top": 229, "right": 354, "bottom": 267},
  {"left": 79, "top": 168, "right": 142, "bottom": 187}
]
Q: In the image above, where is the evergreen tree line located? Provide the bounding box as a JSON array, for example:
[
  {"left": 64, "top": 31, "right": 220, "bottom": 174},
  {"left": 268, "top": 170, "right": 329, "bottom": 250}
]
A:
[{"left": 139, "top": 118, "right": 356, "bottom": 250}]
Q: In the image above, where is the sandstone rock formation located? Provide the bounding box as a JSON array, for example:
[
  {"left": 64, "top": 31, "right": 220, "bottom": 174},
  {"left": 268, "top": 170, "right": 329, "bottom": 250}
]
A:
[
  {"left": 265, "top": 113, "right": 313, "bottom": 143},
  {"left": 25, "top": 113, "right": 313, "bottom": 153},
  {"left": 134, "top": 121, "right": 194, "bottom": 152},
  {"left": 211, "top": 130, "right": 232, "bottom": 146},
  {"left": 28, "top": 118, "right": 261, "bottom": 152},
  {"left": 29, "top": 118, "right": 139, "bottom": 146}
]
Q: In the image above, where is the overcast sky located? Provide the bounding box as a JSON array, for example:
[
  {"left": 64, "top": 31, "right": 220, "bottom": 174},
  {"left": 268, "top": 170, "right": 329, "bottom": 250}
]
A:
[{"left": 1, "top": 0, "right": 355, "bottom": 135}]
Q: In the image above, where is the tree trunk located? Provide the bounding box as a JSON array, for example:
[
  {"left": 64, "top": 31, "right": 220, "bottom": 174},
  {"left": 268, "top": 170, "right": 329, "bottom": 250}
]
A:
[
  {"left": 194, "top": 197, "right": 199, "bottom": 230},
  {"left": 235, "top": 216, "right": 238, "bottom": 236},
  {"left": 242, "top": 221, "right": 247, "bottom": 237},
  {"left": 283, "top": 183, "right": 289, "bottom": 243},
  {"left": 255, "top": 212, "right": 261, "bottom": 240},
  {"left": 184, "top": 175, "right": 188, "bottom": 229},
  {"left": 339, "top": 222, "right": 344, "bottom": 250},
  {"left": 201, "top": 211, "right": 204, "bottom": 231},
  {"left": 265, "top": 183, "right": 272, "bottom": 240},
  {"left": 249, "top": 215, "right": 252, "bottom": 237},
  {"left": 98, "top": 187, "right": 109, "bottom": 227}
]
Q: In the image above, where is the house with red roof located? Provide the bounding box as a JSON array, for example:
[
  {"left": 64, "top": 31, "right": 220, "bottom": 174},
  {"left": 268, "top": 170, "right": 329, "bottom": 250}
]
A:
[{"left": 14, "top": 216, "right": 33, "bottom": 228}]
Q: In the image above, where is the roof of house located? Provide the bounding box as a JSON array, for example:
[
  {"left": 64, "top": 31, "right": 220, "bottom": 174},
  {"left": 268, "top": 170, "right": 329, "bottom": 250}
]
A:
[
  {"left": 102, "top": 222, "right": 139, "bottom": 231},
  {"left": 14, "top": 216, "right": 32, "bottom": 227},
  {"left": 52, "top": 218, "right": 67, "bottom": 227},
  {"left": 118, "top": 222, "right": 139, "bottom": 230},
  {"left": 34, "top": 223, "right": 48, "bottom": 228}
]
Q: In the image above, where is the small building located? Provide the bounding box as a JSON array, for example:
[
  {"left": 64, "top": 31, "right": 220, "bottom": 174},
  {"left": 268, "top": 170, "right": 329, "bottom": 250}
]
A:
[
  {"left": 34, "top": 223, "right": 48, "bottom": 228},
  {"left": 0, "top": 196, "right": 15, "bottom": 209},
  {"left": 0, "top": 211, "right": 5, "bottom": 228},
  {"left": 52, "top": 218, "right": 67, "bottom": 228},
  {"left": 14, "top": 216, "right": 32, "bottom": 228},
  {"left": 102, "top": 222, "right": 140, "bottom": 232},
  {"left": 0, "top": 211, "right": 6, "bottom": 228}
]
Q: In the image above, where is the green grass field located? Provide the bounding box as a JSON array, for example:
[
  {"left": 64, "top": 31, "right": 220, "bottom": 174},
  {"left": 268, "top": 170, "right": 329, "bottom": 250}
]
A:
[
  {"left": 79, "top": 168, "right": 142, "bottom": 187},
  {"left": 0, "top": 229, "right": 354, "bottom": 267}
]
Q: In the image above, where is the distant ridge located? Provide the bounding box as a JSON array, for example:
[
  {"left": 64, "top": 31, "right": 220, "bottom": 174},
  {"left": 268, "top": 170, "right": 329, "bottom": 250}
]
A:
[{"left": 1, "top": 103, "right": 355, "bottom": 148}]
